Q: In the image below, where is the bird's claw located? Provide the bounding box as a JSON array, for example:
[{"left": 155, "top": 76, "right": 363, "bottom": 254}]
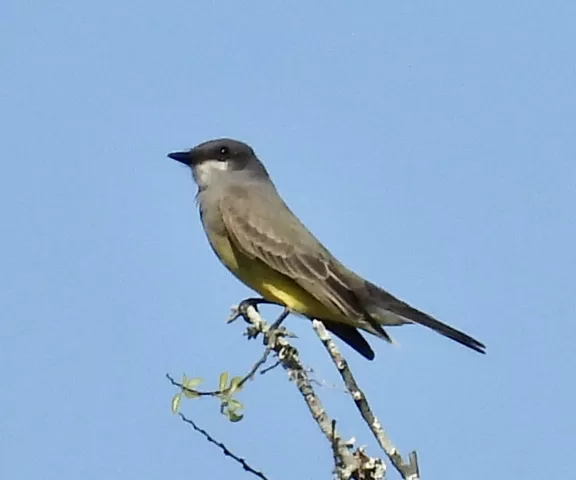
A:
[{"left": 228, "top": 298, "right": 279, "bottom": 324}]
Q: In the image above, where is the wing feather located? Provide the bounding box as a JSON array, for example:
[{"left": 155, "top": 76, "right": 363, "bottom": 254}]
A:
[{"left": 219, "top": 185, "right": 363, "bottom": 319}]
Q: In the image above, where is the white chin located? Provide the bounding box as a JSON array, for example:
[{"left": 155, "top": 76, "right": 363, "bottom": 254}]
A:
[{"left": 193, "top": 160, "right": 228, "bottom": 187}]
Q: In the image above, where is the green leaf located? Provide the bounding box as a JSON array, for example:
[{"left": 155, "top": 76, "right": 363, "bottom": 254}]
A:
[
  {"left": 218, "top": 372, "right": 229, "bottom": 392},
  {"left": 181, "top": 377, "right": 202, "bottom": 399},
  {"left": 227, "top": 398, "right": 244, "bottom": 410},
  {"left": 171, "top": 393, "right": 182, "bottom": 414},
  {"left": 228, "top": 410, "right": 244, "bottom": 422},
  {"left": 183, "top": 389, "right": 200, "bottom": 399},
  {"left": 184, "top": 377, "right": 203, "bottom": 389},
  {"left": 229, "top": 376, "right": 244, "bottom": 393}
]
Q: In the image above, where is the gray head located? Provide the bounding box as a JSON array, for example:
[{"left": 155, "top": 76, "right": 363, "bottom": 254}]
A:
[{"left": 168, "top": 138, "right": 269, "bottom": 190}]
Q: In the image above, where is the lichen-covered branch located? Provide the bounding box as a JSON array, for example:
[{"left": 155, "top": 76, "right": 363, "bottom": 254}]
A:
[
  {"left": 168, "top": 300, "right": 421, "bottom": 479},
  {"left": 234, "top": 304, "right": 385, "bottom": 480},
  {"left": 312, "top": 319, "right": 420, "bottom": 480}
]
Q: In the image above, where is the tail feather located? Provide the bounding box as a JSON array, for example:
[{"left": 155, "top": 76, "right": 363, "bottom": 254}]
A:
[
  {"left": 398, "top": 306, "right": 486, "bottom": 354},
  {"left": 362, "top": 281, "right": 486, "bottom": 354}
]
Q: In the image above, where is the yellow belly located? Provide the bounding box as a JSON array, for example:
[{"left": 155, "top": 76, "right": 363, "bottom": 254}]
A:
[{"left": 208, "top": 231, "right": 334, "bottom": 320}]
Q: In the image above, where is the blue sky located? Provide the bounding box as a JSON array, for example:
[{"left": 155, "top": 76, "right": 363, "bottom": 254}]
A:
[{"left": 1, "top": 1, "right": 575, "bottom": 478}]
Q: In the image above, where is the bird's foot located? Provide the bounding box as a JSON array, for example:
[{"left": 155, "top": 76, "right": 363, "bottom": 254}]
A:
[{"left": 228, "top": 298, "right": 281, "bottom": 324}]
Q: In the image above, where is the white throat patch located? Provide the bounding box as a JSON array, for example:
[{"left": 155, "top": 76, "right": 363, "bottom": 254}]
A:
[{"left": 193, "top": 160, "right": 229, "bottom": 188}]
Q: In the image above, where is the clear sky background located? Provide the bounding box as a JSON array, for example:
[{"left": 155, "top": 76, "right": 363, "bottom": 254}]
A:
[{"left": 1, "top": 1, "right": 575, "bottom": 479}]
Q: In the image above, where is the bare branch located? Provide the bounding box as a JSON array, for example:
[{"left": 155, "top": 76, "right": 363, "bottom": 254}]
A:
[{"left": 312, "top": 319, "right": 420, "bottom": 480}]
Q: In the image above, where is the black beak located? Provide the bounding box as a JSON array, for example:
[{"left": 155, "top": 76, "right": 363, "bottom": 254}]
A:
[{"left": 167, "top": 150, "right": 192, "bottom": 165}]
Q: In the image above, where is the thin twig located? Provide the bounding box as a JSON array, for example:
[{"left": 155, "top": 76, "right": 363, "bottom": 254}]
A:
[
  {"left": 259, "top": 360, "right": 281, "bottom": 376},
  {"left": 178, "top": 412, "right": 269, "bottom": 480},
  {"left": 312, "top": 320, "right": 420, "bottom": 480},
  {"left": 166, "top": 346, "right": 273, "bottom": 397}
]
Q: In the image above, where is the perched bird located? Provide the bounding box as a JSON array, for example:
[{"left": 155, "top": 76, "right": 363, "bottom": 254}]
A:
[{"left": 168, "top": 138, "right": 485, "bottom": 360}]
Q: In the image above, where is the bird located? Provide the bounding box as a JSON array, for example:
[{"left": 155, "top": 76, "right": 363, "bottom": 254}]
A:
[{"left": 168, "top": 138, "right": 485, "bottom": 360}]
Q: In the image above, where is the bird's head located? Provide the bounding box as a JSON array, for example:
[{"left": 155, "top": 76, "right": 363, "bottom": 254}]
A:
[{"left": 168, "top": 138, "right": 268, "bottom": 189}]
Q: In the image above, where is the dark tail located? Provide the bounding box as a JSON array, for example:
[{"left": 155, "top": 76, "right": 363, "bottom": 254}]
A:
[
  {"left": 363, "top": 281, "right": 486, "bottom": 354},
  {"left": 399, "top": 306, "right": 486, "bottom": 354}
]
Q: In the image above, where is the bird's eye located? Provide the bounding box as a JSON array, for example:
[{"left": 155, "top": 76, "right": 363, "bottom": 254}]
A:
[{"left": 220, "top": 146, "right": 229, "bottom": 156}]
